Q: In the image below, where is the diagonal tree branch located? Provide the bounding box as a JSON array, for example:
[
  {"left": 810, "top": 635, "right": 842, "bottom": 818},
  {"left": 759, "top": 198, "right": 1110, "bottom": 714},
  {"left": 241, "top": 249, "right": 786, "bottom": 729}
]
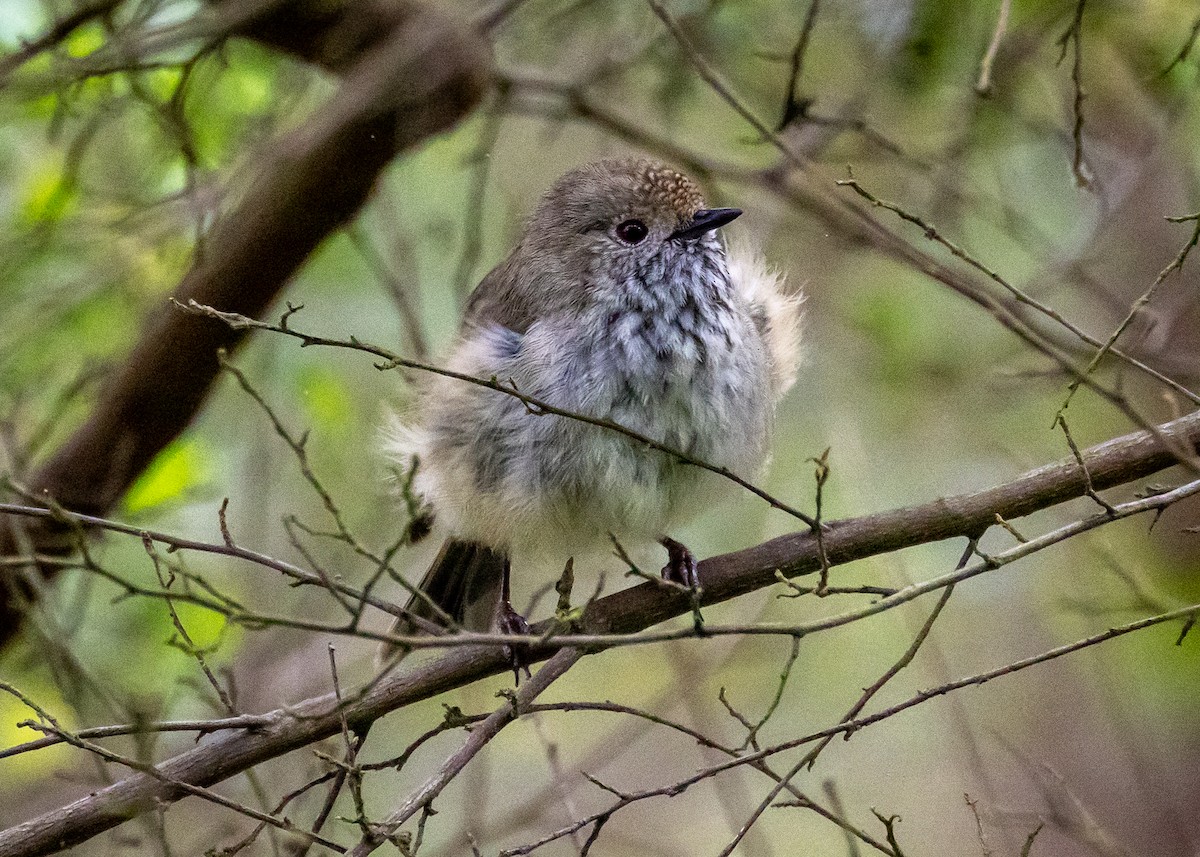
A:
[
  {"left": 346, "top": 648, "right": 583, "bottom": 857},
  {"left": 1, "top": 408, "right": 1197, "bottom": 857},
  {"left": 0, "top": 0, "right": 490, "bottom": 645}
]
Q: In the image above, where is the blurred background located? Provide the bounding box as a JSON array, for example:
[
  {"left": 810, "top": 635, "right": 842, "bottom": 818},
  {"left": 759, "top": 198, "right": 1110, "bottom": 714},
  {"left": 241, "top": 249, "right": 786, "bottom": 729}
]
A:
[{"left": 1, "top": 0, "right": 1199, "bottom": 854}]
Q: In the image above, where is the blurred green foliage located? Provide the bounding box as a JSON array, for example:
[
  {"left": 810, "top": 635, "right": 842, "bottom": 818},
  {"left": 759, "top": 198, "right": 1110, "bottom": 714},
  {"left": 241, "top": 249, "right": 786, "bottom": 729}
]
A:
[{"left": 123, "top": 436, "right": 212, "bottom": 514}]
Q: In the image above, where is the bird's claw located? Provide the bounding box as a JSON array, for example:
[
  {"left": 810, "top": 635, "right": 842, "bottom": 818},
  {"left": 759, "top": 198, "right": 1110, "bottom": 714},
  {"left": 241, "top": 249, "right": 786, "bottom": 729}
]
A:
[
  {"left": 497, "top": 599, "right": 533, "bottom": 684},
  {"left": 660, "top": 537, "right": 700, "bottom": 590}
]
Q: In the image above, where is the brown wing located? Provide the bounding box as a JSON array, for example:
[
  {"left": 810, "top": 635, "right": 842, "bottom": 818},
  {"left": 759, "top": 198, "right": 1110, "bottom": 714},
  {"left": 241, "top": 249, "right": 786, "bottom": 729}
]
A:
[{"left": 463, "top": 253, "right": 538, "bottom": 334}]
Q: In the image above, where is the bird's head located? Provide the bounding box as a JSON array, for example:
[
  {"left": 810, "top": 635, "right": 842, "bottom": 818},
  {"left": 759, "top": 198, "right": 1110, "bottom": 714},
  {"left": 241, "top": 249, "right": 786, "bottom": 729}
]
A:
[{"left": 520, "top": 158, "right": 741, "bottom": 299}]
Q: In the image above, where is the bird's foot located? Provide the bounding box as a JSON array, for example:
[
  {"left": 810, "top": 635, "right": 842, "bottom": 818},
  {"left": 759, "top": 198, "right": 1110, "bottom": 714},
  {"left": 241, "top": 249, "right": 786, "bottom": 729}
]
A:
[
  {"left": 497, "top": 598, "right": 533, "bottom": 684},
  {"left": 659, "top": 537, "right": 700, "bottom": 590},
  {"left": 660, "top": 536, "right": 706, "bottom": 634}
]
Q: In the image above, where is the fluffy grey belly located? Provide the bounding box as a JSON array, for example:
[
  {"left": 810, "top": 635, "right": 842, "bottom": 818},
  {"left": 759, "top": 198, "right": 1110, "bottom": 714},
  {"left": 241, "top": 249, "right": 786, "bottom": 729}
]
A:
[{"left": 437, "top": 311, "right": 772, "bottom": 547}]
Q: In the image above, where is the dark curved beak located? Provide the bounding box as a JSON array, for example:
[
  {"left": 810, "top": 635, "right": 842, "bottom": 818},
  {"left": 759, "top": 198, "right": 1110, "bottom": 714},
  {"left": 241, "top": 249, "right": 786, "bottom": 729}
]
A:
[{"left": 670, "top": 207, "right": 742, "bottom": 241}]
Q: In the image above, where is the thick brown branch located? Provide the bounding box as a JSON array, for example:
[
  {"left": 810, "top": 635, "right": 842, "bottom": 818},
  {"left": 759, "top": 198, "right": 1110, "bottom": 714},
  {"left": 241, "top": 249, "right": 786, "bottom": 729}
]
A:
[
  {"left": 1, "top": 409, "right": 1197, "bottom": 857},
  {"left": 0, "top": 0, "right": 490, "bottom": 644}
]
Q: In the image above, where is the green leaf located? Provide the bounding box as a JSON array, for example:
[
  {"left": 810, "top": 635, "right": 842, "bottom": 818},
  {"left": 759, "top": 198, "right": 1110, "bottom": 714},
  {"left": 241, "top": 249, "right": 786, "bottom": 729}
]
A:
[
  {"left": 18, "top": 158, "right": 77, "bottom": 225},
  {"left": 299, "top": 367, "right": 355, "bottom": 430},
  {"left": 123, "top": 437, "right": 212, "bottom": 514},
  {"left": 0, "top": 680, "right": 74, "bottom": 782}
]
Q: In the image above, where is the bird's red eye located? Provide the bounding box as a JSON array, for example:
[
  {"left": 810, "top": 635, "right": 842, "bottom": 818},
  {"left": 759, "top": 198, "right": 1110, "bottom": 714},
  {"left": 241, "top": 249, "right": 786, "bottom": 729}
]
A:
[{"left": 616, "top": 219, "right": 649, "bottom": 244}]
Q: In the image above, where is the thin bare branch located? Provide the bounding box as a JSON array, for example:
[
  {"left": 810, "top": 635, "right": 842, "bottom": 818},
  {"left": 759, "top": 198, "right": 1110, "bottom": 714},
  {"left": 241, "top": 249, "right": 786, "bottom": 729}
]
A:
[
  {"left": 976, "top": 0, "right": 1012, "bottom": 96},
  {"left": 181, "top": 300, "right": 820, "bottom": 528},
  {"left": 1057, "top": 0, "right": 1090, "bottom": 188},
  {"left": 777, "top": 0, "right": 822, "bottom": 129},
  {"left": 345, "top": 648, "right": 583, "bottom": 856},
  {"left": 3, "top": 411, "right": 1199, "bottom": 855}
]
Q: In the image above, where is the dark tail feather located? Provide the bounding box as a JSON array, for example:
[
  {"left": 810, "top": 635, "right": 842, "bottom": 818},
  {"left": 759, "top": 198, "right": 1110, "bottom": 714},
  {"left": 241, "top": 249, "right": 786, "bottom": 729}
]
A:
[
  {"left": 408, "top": 539, "right": 507, "bottom": 632},
  {"left": 380, "top": 539, "right": 507, "bottom": 663}
]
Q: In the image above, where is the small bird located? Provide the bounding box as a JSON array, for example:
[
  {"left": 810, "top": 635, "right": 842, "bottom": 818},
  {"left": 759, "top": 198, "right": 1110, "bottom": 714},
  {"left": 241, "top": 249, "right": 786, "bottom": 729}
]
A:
[{"left": 384, "top": 158, "right": 801, "bottom": 652}]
